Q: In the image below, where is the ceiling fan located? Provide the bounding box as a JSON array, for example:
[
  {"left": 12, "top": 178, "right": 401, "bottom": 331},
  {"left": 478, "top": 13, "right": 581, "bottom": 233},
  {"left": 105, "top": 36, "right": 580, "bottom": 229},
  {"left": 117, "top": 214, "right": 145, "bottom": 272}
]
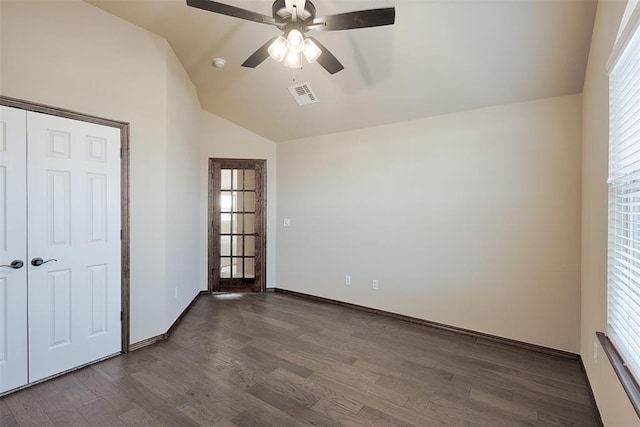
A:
[{"left": 186, "top": 0, "right": 395, "bottom": 74}]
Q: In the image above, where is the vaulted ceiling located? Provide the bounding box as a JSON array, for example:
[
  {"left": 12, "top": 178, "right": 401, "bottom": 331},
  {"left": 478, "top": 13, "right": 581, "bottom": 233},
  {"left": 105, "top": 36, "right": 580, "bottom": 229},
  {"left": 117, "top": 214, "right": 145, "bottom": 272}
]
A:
[{"left": 86, "top": 0, "right": 597, "bottom": 142}]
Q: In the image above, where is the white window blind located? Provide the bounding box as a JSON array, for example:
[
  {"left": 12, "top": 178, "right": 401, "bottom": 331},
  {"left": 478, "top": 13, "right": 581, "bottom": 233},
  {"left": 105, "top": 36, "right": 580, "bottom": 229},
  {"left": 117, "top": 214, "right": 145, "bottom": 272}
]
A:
[{"left": 608, "top": 14, "right": 640, "bottom": 384}]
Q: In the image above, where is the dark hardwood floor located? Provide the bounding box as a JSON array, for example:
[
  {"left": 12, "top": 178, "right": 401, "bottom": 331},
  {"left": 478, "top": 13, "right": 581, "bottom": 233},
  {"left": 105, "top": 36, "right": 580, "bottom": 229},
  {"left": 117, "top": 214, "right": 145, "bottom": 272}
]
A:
[{"left": 1, "top": 292, "right": 599, "bottom": 426}]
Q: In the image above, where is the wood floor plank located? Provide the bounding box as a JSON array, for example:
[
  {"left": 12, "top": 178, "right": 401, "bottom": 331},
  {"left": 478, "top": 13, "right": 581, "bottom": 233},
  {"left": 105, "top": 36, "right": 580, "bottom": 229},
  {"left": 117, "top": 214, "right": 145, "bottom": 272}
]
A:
[
  {"left": 468, "top": 388, "right": 538, "bottom": 421},
  {"left": 408, "top": 394, "right": 534, "bottom": 427},
  {"left": 177, "top": 401, "right": 224, "bottom": 426},
  {"left": 374, "top": 369, "right": 470, "bottom": 403},
  {"left": 38, "top": 392, "right": 91, "bottom": 426},
  {"left": 74, "top": 367, "right": 134, "bottom": 415},
  {"left": 129, "top": 369, "right": 190, "bottom": 407},
  {"left": 211, "top": 418, "right": 239, "bottom": 427},
  {"left": 270, "top": 367, "right": 365, "bottom": 415},
  {"left": 231, "top": 410, "right": 275, "bottom": 427},
  {"left": 315, "top": 362, "right": 410, "bottom": 407},
  {"left": 111, "top": 375, "right": 200, "bottom": 427},
  {"left": 238, "top": 308, "right": 300, "bottom": 331},
  {"left": 511, "top": 389, "right": 599, "bottom": 427},
  {"left": 310, "top": 399, "right": 369, "bottom": 427},
  {"left": 140, "top": 344, "right": 247, "bottom": 421},
  {"left": 245, "top": 382, "right": 338, "bottom": 426},
  {"left": 77, "top": 397, "right": 121, "bottom": 427},
  {"left": 358, "top": 405, "right": 415, "bottom": 427},
  {"left": 240, "top": 344, "right": 314, "bottom": 378},
  {"left": 536, "top": 408, "right": 593, "bottom": 427},
  {"left": 225, "top": 390, "right": 302, "bottom": 427},
  {"left": 53, "top": 373, "right": 98, "bottom": 408},
  {"left": 117, "top": 404, "right": 157, "bottom": 427},
  {"left": 0, "top": 399, "right": 19, "bottom": 426},
  {"left": 275, "top": 347, "right": 336, "bottom": 372},
  {"left": 0, "top": 293, "right": 600, "bottom": 426},
  {"left": 311, "top": 370, "right": 447, "bottom": 425},
  {"left": 92, "top": 348, "right": 159, "bottom": 382},
  {"left": 4, "top": 391, "right": 55, "bottom": 427}
]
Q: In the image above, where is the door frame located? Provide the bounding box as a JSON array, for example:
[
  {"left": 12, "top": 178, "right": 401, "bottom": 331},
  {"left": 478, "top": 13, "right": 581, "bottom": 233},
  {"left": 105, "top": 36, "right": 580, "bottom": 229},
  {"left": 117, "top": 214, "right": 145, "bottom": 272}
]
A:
[
  {"left": 208, "top": 158, "right": 266, "bottom": 293},
  {"left": 0, "top": 96, "right": 131, "bottom": 353}
]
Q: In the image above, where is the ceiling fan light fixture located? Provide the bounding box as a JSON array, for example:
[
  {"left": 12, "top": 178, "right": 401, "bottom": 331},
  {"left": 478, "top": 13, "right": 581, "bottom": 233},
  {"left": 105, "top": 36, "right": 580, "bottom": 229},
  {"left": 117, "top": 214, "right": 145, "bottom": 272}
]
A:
[
  {"left": 187, "top": 0, "right": 395, "bottom": 75},
  {"left": 284, "top": 51, "right": 301, "bottom": 68},
  {"left": 268, "top": 36, "right": 288, "bottom": 62},
  {"left": 287, "top": 29, "right": 304, "bottom": 54},
  {"left": 302, "top": 38, "right": 322, "bottom": 63}
]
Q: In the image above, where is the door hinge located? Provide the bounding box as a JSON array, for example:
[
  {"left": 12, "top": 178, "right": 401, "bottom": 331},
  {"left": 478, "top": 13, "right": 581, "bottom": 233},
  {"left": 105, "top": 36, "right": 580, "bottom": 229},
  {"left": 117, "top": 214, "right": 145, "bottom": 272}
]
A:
[
  {"left": 120, "top": 229, "right": 123, "bottom": 240},
  {"left": 120, "top": 311, "right": 123, "bottom": 321},
  {"left": 120, "top": 148, "right": 123, "bottom": 159}
]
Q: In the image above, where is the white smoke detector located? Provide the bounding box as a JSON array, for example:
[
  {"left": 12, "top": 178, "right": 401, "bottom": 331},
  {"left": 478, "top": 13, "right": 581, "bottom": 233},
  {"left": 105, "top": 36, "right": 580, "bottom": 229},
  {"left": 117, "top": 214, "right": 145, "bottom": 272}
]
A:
[{"left": 212, "top": 58, "right": 226, "bottom": 68}]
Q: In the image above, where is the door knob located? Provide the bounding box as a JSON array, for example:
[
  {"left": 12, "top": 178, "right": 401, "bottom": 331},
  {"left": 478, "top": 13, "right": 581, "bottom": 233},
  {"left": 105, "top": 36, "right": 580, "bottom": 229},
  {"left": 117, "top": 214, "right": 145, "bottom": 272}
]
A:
[
  {"left": 0, "top": 260, "right": 24, "bottom": 269},
  {"left": 31, "top": 257, "right": 58, "bottom": 267}
]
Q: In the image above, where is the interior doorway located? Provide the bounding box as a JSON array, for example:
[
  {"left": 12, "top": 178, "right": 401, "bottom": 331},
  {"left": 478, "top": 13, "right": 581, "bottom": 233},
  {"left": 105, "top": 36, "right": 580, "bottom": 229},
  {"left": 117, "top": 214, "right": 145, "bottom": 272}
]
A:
[{"left": 208, "top": 159, "right": 266, "bottom": 293}]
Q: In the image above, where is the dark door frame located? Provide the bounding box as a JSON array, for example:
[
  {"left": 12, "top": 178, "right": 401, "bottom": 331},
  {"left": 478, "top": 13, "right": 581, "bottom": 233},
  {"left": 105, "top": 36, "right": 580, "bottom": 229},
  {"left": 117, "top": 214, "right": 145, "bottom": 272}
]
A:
[
  {"left": 208, "top": 158, "right": 266, "bottom": 293},
  {"left": 0, "top": 95, "right": 131, "bottom": 353}
]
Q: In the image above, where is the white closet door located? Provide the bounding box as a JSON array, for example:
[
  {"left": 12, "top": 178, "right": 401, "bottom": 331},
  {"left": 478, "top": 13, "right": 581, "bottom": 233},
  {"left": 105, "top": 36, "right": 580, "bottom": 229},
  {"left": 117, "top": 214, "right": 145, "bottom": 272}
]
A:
[
  {"left": 27, "top": 112, "right": 121, "bottom": 382},
  {"left": 0, "top": 106, "right": 28, "bottom": 394}
]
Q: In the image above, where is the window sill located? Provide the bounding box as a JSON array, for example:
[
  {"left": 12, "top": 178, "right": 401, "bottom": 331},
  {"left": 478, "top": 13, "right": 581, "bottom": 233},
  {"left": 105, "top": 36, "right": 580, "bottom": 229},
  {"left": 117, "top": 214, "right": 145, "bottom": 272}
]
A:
[{"left": 596, "top": 332, "right": 640, "bottom": 418}]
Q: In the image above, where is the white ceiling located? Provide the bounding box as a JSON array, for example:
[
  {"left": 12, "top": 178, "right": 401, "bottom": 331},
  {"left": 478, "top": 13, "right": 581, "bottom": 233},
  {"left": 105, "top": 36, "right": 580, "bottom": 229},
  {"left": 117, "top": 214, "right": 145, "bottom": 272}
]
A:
[{"left": 86, "top": 0, "right": 597, "bottom": 142}]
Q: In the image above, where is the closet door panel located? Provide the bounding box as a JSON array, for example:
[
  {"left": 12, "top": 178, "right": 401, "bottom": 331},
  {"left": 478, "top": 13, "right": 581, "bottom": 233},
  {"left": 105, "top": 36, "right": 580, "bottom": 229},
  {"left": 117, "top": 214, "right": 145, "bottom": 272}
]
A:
[
  {"left": 27, "top": 112, "right": 121, "bottom": 382},
  {"left": 0, "top": 106, "right": 28, "bottom": 394}
]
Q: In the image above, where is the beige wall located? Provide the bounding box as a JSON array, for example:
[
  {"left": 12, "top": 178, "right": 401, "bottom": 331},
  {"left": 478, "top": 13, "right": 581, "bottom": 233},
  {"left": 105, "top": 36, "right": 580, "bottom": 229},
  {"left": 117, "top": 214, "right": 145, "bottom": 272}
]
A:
[
  {"left": 581, "top": 1, "right": 639, "bottom": 425},
  {"left": 277, "top": 95, "right": 582, "bottom": 352},
  {"left": 165, "top": 40, "right": 202, "bottom": 324},
  {"left": 198, "top": 111, "right": 277, "bottom": 289}
]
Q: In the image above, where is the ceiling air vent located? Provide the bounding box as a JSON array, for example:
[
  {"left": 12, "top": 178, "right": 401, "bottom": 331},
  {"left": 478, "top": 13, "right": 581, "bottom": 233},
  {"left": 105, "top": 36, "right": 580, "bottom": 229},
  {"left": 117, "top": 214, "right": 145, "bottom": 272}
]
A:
[{"left": 288, "top": 82, "right": 318, "bottom": 106}]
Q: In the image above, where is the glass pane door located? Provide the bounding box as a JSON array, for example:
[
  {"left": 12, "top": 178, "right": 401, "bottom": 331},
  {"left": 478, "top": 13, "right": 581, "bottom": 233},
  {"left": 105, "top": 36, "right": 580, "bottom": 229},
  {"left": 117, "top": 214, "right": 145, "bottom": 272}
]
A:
[
  {"left": 219, "top": 168, "right": 255, "bottom": 280},
  {"left": 209, "top": 159, "right": 264, "bottom": 292}
]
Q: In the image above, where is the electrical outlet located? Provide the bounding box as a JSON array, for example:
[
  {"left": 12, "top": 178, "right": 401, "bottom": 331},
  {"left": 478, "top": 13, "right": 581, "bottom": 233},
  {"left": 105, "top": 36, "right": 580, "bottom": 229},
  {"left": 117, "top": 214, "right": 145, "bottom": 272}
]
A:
[
  {"left": 594, "top": 341, "right": 598, "bottom": 363},
  {"left": 345, "top": 275, "right": 351, "bottom": 286},
  {"left": 372, "top": 280, "right": 379, "bottom": 290}
]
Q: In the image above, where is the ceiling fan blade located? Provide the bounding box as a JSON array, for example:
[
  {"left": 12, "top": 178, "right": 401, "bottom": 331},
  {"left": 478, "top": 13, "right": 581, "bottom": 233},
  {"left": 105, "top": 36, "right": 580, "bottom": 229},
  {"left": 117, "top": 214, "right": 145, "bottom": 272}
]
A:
[
  {"left": 310, "top": 8, "right": 395, "bottom": 31},
  {"left": 186, "top": 0, "right": 277, "bottom": 26},
  {"left": 241, "top": 36, "right": 278, "bottom": 68},
  {"left": 307, "top": 37, "right": 344, "bottom": 74}
]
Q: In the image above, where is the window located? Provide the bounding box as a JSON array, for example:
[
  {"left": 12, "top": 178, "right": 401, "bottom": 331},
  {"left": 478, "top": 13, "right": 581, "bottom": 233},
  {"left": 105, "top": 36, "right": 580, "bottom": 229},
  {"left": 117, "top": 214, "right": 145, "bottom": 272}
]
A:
[{"left": 605, "top": 4, "right": 640, "bottom": 414}]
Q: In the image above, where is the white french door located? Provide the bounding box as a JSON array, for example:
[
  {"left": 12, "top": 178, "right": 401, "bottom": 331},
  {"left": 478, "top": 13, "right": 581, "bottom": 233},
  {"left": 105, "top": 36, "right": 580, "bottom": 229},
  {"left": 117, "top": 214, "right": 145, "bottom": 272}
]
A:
[
  {"left": 27, "top": 111, "right": 122, "bottom": 382},
  {"left": 0, "top": 106, "right": 122, "bottom": 393},
  {"left": 0, "top": 106, "right": 28, "bottom": 393}
]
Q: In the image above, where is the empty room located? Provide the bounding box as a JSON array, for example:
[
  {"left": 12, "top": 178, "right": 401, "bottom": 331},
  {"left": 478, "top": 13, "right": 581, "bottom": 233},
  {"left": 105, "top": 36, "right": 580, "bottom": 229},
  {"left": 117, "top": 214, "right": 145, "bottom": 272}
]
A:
[{"left": 1, "top": 0, "right": 639, "bottom": 425}]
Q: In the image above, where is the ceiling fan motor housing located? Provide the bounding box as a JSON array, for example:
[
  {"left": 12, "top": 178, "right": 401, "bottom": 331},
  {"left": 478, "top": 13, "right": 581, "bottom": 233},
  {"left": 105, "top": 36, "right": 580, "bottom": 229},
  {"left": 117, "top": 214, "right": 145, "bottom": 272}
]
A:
[{"left": 272, "top": 0, "right": 316, "bottom": 28}]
